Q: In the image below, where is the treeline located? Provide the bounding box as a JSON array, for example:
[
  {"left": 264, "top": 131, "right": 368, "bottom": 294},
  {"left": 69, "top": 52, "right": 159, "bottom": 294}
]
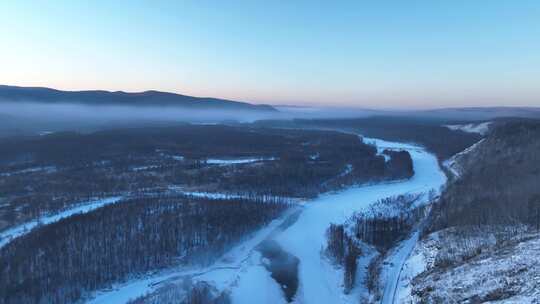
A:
[
  {"left": 1, "top": 125, "right": 415, "bottom": 230},
  {"left": 220, "top": 139, "right": 407, "bottom": 197},
  {"left": 0, "top": 195, "right": 289, "bottom": 304},
  {"left": 0, "top": 125, "right": 373, "bottom": 166},
  {"left": 325, "top": 194, "right": 426, "bottom": 293},
  {"left": 285, "top": 116, "right": 483, "bottom": 160},
  {"left": 176, "top": 128, "right": 388, "bottom": 197},
  {"left": 428, "top": 120, "right": 540, "bottom": 232},
  {"left": 326, "top": 224, "right": 361, "bottom": 292}
]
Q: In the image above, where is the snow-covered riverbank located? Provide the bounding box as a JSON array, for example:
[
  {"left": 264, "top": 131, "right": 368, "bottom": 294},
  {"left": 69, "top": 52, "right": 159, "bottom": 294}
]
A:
[
  {"left": 84, "top": 136, "right": 446, "bottom": 304},
  {"left": 86, "top": 207, "right": 301, "bottom": 304},
  {"left": 233, "top": 137, "right": 446, "bottom": 303}
]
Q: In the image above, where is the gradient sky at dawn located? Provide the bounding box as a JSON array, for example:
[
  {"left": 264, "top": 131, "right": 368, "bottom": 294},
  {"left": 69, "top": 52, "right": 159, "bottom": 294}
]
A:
[{"left": 1, "top": 1, "right": 539, "bottom": 108}]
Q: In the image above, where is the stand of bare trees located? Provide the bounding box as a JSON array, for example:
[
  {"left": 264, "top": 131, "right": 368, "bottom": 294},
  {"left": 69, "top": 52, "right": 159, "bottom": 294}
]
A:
[
  {"left": 325, "top": 194, "right": 425, "bottom": 293},
  {"left": 0, "top": 195, "right": 289, "bottom": 304}
]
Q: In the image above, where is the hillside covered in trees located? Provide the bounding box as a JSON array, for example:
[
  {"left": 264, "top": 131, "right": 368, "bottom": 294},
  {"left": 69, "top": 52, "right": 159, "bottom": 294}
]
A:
[
  {"left": 429, "top": 119, "right": 540, "bottom": 230},
  {"left": 400, "top": 119, "right": 540, "bottom": 303}
]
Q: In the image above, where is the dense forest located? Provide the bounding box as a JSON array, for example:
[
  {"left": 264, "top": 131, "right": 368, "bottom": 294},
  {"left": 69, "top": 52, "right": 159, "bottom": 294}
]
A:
[
  {"left": 0, "top": 125, "right": 413, "bottom": 231},
  {"left": 428, "top": 120, "right": 540, "bottom": 231},
  {"left": 256, "top": 116, "right": 482, "bottom": 160},
  {"left": 0, "top": 195, "right": 289, "bottom": 304}
]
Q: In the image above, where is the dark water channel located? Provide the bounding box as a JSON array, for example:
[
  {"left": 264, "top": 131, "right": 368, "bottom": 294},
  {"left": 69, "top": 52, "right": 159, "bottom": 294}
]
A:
[{"left": 257, "top": 239, "right": 300, "bottom": 302}]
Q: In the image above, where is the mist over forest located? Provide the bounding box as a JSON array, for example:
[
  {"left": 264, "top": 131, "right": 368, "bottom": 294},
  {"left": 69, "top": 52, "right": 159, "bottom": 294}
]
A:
[{"left": 1, "top": 85, "right": 539, "bottom": 139}]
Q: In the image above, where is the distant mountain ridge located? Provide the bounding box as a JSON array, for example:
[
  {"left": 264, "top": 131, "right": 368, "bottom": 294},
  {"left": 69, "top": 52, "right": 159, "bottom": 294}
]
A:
[
  {"left": 418, "top": 106, "right": 540, "bottom": 120},
  {"left": 0, "top": 85, "right": 277, "bottom": 112}
]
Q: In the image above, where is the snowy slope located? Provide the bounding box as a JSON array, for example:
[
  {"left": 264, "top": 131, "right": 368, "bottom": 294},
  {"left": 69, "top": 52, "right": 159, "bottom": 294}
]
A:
[
  {"left": 0, "top": 196, "right": 122, "bottom": 249},
  {"left": 401, "top": 231, "right": 540, "bottom": 303},
  {"left": 442, "top": 139, "right": 484, "bottom": 179}
]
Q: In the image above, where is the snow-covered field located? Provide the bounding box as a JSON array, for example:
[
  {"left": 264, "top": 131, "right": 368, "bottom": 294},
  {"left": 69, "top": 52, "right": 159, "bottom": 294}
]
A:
[
  {"left": 0, "top": 196, "right": 122, "bottom": 249},
  {"left": 85, "top": 136, "right": 446, "bottom": 304}
]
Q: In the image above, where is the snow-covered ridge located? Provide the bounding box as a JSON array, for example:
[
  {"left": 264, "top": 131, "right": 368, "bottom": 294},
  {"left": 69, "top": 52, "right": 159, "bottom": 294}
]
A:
[
  {"left": 442, "top": 139, "right": 485, "bottom": 178},
  {"left": 0, "top": 196, "right": 122, "bottom": 249},
  {"left": 444, "top": 121, "right": 491, "bottom": 135}
]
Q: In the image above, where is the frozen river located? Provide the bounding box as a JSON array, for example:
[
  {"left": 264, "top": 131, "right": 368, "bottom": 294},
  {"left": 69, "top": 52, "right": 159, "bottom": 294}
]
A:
[
  {"left": 232, "top": 137, "right": 446, "bottom": 304},
  {"left": 87, "top": 136, "right": 447, "bottom": 304}
]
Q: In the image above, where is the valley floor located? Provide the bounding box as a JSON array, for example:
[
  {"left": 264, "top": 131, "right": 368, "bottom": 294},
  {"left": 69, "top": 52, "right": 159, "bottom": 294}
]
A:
[{"left": 84, "top": 137, "right": 447, "bottom": 304}]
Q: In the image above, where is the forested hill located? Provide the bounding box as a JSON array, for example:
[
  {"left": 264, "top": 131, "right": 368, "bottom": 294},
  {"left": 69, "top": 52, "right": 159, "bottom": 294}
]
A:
[
  {"left": 0, "top": 85, "right": 276, "bottom": 112},
  {"left": 429, "top": 119, "right": 540, "bottom": 229},
  {"left": 405, "top": 119, "right": 540, "bottom": 302}
]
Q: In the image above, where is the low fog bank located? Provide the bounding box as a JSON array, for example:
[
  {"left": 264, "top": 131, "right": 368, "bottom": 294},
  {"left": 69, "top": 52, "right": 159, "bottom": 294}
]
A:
[
  {"left": 274, "top": 106, "right": 385, "bottom": 119},
  {"left": 0, "top": 101, "right": 280, "bottom": 122},
  {"left": 276, "top": 105, "right": 540, "bottom": 121},
  {"left": 0, "top": 101, "right": 282, "bottom": 137},
  {"left": 1, "top": 101, "right": 539, "bottom": 138},
  {"left": 0, "top": 102, "right": 387, "bottom": 137}
]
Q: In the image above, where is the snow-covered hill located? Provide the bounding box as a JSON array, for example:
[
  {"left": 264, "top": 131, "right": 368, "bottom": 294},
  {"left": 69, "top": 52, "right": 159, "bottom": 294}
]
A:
[
  {"left": 397, "top": 120, "right": 540, "bottom": 304},
  {"left": 399, "top": 229, "right": 540, "bottom": 303}
]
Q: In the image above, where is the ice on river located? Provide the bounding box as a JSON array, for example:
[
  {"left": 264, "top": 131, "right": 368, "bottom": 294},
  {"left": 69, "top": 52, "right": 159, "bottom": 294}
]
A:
[
  {"left": 237, "top": 137, "right": 447, "bottom": 303},
  {"left": 84, "top": 137, "right": 446, "bottom": 304}
]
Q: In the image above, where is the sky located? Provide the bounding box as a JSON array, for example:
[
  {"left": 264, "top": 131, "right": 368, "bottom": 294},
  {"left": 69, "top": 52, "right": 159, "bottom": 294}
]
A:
[{"left": 1, "top": 1, "right": 539, "bottom": 109}]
